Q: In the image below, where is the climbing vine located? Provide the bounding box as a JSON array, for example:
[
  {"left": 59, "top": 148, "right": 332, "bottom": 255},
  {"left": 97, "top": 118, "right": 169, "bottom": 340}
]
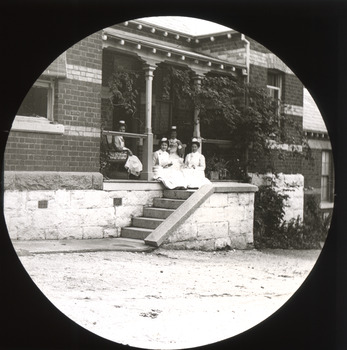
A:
[{"left": 108, "top": 68, "right": 140, "bottom": 117}]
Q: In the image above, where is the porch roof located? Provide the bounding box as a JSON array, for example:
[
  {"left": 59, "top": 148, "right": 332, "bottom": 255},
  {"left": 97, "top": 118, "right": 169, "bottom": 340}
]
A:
[{"left": 103, "top": 27, "right": 246, "bottom": 75}]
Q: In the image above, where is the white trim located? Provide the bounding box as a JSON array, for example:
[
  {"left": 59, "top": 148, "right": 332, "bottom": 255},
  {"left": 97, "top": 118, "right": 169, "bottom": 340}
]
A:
[
  {"left": 11, "top": 116, "right": 64, "bottom": 135},
  {"left": 283, "top": 104, "right": 303, "bottom": 117},
  {"left": 64, "top": 125, "right": 101, "bottom": 138},
  {"left": 266, "top": 139, "right": 303, "bottom": 152},
  {"left": 66, "top": 64, "right": 102, "bottom": 84},
  {"left": 320, "top": 201, "right": 334, "bottom": 210},
  {"left": 18, "top": 79, "right": 55, "bottom": 121}
]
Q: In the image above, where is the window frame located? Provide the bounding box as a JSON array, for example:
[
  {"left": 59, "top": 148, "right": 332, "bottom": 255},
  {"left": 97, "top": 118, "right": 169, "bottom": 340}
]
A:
[
  {"left": 267, "top": 70, "right": 282, "bottom": 117},
  {"left": 17, "top": 78, "right": 55, "bottom": 121},
  {"left": 321, "top": 150, "right": 334, "bottom": 204}
]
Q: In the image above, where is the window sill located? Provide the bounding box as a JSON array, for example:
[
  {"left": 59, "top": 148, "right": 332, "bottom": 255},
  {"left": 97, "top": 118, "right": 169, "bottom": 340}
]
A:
[
  {"left": 11, "top": 116, "right": 64, "bottom": 135},
  {"left": 320, "top": 201, "right": 334, "bottom": 210}
]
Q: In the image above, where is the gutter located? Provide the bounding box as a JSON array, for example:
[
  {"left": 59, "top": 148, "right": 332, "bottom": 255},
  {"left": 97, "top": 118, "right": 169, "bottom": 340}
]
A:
[{"left": 241, "top": 34, "right": 250, "bottom": 83}]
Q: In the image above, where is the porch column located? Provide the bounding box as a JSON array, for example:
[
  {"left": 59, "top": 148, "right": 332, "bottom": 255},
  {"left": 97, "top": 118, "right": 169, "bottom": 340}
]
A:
[
  {"left": 141, "top": 64, "right": 156, "bottom": 180},
  {"left": 193, "top": 74, "right": 204, "bottom": 152}
]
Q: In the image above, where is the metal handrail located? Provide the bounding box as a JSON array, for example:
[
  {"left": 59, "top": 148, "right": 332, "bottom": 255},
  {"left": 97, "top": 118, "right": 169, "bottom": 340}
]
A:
[{"left": 102, "top": 130, "right": 148, "bottom": 139}]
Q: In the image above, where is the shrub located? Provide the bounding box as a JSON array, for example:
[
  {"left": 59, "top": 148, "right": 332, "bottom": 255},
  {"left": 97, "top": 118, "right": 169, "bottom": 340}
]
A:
[{"left": 254, "top": 186, "right": 331, "bottom": 249}]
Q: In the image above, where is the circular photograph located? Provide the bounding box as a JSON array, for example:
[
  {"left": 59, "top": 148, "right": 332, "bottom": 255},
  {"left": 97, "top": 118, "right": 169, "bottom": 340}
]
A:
[{"left": 4, "top": 15, "right": 333, "bottom": 349}]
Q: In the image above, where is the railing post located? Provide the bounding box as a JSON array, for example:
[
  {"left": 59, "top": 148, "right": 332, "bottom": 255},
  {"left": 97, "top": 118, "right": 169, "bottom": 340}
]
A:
[
  {"left": 141, "top": 64, "right": 156, "bottom": 180},
  {"left": 193, "top": 74, "right": 204, "bottom": 152}
]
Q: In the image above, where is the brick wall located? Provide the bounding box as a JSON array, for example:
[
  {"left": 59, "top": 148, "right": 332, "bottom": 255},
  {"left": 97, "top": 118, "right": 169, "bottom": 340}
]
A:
[
  {"left": 302, "top": 148, "right": 322, "bottom": 190},
  {"left": 249, "top": 64, "right": 267, "bottom": 87},
  {"left": 282, "top": 74, "right": 303, "bottom": 106},
  {"left": 5, "top": 131, "right": 101, "bottom": 172},
  {"left": 5, "top": 32, "right": 103, "bottom": 173}
]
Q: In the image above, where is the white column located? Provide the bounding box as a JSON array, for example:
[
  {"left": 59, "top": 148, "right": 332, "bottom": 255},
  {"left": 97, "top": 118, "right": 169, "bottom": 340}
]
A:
[
  {"left": 141, "top": 64, "right": 156, "bottom": 180},
  {"left": 193, "top": 74, "right": 204, "bottom": 151}
]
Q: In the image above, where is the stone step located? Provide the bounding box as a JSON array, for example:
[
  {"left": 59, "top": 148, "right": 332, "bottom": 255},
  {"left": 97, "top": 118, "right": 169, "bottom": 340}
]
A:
[
  {"left": 121, "top": 227, "right": 153, "bottom": 240},
  {"left": 132, "top": 217, "right": 165, "bottom": 230},
  {"left": 163, "top": 189, "right": 195, "bottom": 200},
  {"left": 153, "top": 197, "right": 185, "bottom": 209},
  {"left": 143, "top": 207, "right": 175, "bottom": 219}
]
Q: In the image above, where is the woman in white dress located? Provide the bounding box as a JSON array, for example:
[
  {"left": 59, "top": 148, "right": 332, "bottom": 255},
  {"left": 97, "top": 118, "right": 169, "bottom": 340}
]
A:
[
  {"left": 153, "top": 138, "right": 187, "bottom": 189},
  {"left": 112, "top": 120, "right": 133, "bottom": 156},
  {"left": 168, "top": 126, "right": 185, "bottom": 169},
  {"left": 110, "top": 120, "right": 142, "bottom": 176},
  {"left": 183, "top": 138, "right": 212, "bottom": 189}
]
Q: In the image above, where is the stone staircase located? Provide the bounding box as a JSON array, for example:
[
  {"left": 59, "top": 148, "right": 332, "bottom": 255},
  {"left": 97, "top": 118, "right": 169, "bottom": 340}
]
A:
[{"left": 120, "top": 189, "right": 195, "bottom": 241}]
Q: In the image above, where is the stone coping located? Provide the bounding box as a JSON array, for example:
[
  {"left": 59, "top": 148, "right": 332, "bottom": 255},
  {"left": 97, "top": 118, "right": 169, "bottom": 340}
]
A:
[
  {"left": 3, "top": 172, "right": 258, "bottom": 193},
  {"left": 103, "top": 180, "right": 164, "bottom": 191},
  {"left": 212, "top": 182, "right": 258, "bottom": 193},
  {"left": 4, "top": 171, "right": 103, "bottom": 191}
]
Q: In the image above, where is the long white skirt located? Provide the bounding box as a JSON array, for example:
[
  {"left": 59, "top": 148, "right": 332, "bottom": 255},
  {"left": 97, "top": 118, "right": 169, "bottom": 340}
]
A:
[
  {"left": 153, "top": 165, "right": 188, "bottom": 189},
  {"left": 182, "top": 168, "right": 212, "bottom": 189}
]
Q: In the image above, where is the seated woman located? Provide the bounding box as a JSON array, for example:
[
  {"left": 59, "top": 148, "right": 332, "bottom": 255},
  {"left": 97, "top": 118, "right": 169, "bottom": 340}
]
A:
[
  {"left": 153, "top": 138, "right": 187, "bottom": 189},
  {"left": 168, "top": 126, "right": 185, "bottom": 169},
  {"left": 112, "top": 120, "right": 133, "bottom": 156},
  {"left": 183, "top": 138, "right": 212, "bottom": 189},
  {"left": 111, "top": 120, "right": 142, "bottom": 177}
]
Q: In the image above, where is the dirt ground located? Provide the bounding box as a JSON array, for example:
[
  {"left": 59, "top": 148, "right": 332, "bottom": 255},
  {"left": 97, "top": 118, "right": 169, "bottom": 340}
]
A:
[{"left": 17, "top": 248, "right": 321, "bottom": 349}]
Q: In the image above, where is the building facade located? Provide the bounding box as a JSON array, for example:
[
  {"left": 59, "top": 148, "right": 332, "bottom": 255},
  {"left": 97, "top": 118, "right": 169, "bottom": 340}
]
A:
[{"left": 3, "top": 17, "right": 333, "bottom": 242}]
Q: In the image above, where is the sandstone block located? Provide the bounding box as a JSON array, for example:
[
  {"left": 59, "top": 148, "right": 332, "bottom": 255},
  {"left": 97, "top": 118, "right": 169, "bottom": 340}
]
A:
[
  {"left": 194, "top": 207, "right": 226, "bottom": 223},
  {"left": 17, "top": 228, "right": 45, "bottom": 241},
  {"left": 27, "top": 191, "right": 55, "bottom": 202},
  {"left": 238, "top": 193, "right": 251, "bottom": 206},
  {"left": 197, "top": 221, "right": 228, "bottom": 240},
  {"left": 239, "top": 219, "right": 254, "bottom": 234},
  {"left": 4, "top": 172, "right": 16, "bottom": 191},
  {"left": 209, "top": 193, "right": 228, "bottom": 207},
  {"left": 92, "top": 173, "right": 104, "bottom": 190},
  {"left": 32, "top": 210, "right": 63, "bottom": 230},
  {"left": 3, "top": 191, "right": 27, "bottom": 211},
  {"left": 83, "top": 226, "right": 104, "bottom": 239},
  {"left": 214, "top": 237, "right": 232, "bottom": 250},
  {"left": 196, "top": 239, "right": 216, "bottom": 251},
  {"left": 58, "top": 227, "right": 83, "bottom": 240},
  {"left": 166, "top": 223, "right": 198, "bottom": 243},
  {"left": 44, "top": 228, "right": 60, "bottom": 240},
  {"left": 125, "top": 191, "right": 159, "bottom": 206},
  {"left": 70, "top": 190, "right": 111, "bottom": 209},
  {"left": 51, "top": 190, "right": 72, "bottom": 210},
  {"left": 224, "top": 206, "right": 246, "bottom": 223},
  {"left": 58, "top": 210, "right": 84, "bottom": 227},
  {"left": 116, "top": 216, "right": 132, "bottom": 228},
  {"left": 229, "top": 235, "right": 248, "bottom": 249},
  {"left": 227, "top": 193, "right": 239, "bottom": 206},
  {"left": 116, "top": 205, "right": 143, "bottom": 222},
  {"left": 80, "top": 208, "right": 115, "bottom": 227},
  {"left": 103, "top": 228, "right": 120, "bottom": 238}
]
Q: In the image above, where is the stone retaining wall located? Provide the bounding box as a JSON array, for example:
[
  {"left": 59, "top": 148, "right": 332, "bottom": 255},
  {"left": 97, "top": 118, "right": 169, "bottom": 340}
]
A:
[
  {"left": 4, "top": 188, "right": 162, "bottom": 241},
  {"left": 250, "top": 173, "right": 304, "bottom": 222},
  {"left": 162, "top": 190, "right": 255, "bottom": 251}
]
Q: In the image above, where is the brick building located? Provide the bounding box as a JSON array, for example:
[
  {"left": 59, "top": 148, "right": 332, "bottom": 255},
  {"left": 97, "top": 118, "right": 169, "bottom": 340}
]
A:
[
  {"left": 3, "top": 16, "right": 333, "bottom": 242},
  {"left": 302, "top": 88, "right": 334, "bottom": 217}
]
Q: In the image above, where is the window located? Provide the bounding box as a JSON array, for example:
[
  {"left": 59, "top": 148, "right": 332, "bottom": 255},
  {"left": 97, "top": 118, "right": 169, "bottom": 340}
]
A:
[
  {"left": 267, "top": 71, "right": 282, "bottom": 116},
  {"left": 17, "top": 79, "right": 54, "bottom": 121},
  {"left": 321, "top": 151, "right": 334, "bottom": 202}
]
